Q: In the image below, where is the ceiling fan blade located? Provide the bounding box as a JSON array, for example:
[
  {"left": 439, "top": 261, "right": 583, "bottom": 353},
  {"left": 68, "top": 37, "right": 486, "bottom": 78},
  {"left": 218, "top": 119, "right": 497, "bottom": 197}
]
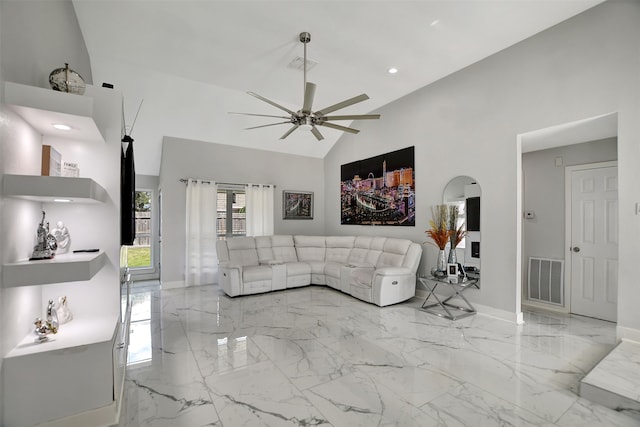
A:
[
  {"left": 280, "top": 125, "right": 300, "bottom": 139},
  {"left": 323, "top": 114, "right": 380, "bottom": 121},
  {"left": 315, "top": 94, "right": 370, "bottom": 116},
  {"left": 246, "top": 121, "right": 291, "bottom": 130},
  {"left": 229, "top": 112, "right": 291, "bottom": 119},
  {"left": 317, "top": 121, "right": 360, "bottom": 134},
  {"left": 310, "top": 125, "right": 324, "bottom": 141},
  {"left": 302, "top": 82, "right": 316, "bottom": 114},
  {"left": 247, "top": 91, "right": 296, "bottom": 115}
]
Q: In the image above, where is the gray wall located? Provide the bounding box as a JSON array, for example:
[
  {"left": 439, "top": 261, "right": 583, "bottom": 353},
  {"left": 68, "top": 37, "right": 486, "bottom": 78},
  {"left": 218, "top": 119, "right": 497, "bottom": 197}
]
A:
[
  {"left": 159, "top": 137, "right": 325, "bottom": 287},
  {"left": 323, "top": 0, "right": 640, "bottom": 326},
  {"left": 0, "top": 0, "right": 94, "bottom": 410},
  {"left": 522, "top": 138, "right": 617, "bottom": 299},
  {"left": 0, "top": 0, "right": 92, "bottom": 88}
]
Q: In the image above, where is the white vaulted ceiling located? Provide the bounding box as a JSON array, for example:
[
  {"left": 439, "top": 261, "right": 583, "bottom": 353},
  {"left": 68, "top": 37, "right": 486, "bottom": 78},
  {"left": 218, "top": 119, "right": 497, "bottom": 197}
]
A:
[{"left": 72, "top": 1, "right": 604, "bottom": 175}]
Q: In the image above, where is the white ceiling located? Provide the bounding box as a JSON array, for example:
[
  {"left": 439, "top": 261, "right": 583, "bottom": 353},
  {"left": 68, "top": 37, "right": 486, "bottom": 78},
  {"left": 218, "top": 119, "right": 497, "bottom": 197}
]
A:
[{"left": 72, "top": 0, "right": 604, "bottom": 176}]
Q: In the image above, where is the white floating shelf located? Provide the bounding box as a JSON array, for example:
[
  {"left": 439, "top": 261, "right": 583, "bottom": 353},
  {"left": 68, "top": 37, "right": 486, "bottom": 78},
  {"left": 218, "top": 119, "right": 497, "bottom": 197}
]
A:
[
  {"left": 4, "top": 313, "right": 118, "bottom": 359},
  {"left": 2, "top": 251, "right": 106, "bottom": 288},
  {"left": 3, "top": 81, "right": 105, "bottom": 143},
  {"left": 2, "top": 174, "right": 108, "bottom": 203}
]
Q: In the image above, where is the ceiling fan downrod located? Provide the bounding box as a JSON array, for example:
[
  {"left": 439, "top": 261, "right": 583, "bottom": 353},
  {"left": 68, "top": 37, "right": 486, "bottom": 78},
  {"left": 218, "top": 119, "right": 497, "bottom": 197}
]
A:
[{"left": 300, "top": 32, "right": 311, "bottom": 96}]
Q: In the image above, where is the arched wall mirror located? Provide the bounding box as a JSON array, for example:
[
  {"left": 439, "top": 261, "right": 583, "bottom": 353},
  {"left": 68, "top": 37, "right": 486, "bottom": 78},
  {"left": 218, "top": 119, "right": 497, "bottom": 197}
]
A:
[{"left": 443, "top": 176, "right": 481, "bottom": 281}]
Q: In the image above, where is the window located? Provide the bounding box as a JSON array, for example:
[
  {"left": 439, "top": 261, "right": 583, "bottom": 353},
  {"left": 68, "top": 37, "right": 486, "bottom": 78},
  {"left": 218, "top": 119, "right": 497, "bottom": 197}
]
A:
[
  {"left": 127, "top": 190, "right": 152, "bottom": 268},
  {"left": 217, "top": 189, "right": 246, "bottom": 239}
]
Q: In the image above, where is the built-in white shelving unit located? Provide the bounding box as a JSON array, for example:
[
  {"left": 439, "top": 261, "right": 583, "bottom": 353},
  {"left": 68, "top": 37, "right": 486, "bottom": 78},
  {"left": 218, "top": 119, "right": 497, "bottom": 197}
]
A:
[
  {"left": 1, "top": 82, "right": 126, "bottom": 427},
  {"left": 2, "top": 251, "right": 106, "bottom": 287},
  {"left": 2, "top": 174, "right": 108, "bottom": 203},
  {"left": 3, "top": 81, "right": 105, "bottom": 142},
  {"left": 5, "top": 312, "right": 119, "bottom": 359}
]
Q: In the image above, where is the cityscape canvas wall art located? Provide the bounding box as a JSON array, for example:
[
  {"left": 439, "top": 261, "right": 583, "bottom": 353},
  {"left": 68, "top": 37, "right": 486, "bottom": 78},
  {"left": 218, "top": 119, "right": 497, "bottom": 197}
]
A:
[{"left": 341, "top": 146, "right": 415, "bottom": 226}]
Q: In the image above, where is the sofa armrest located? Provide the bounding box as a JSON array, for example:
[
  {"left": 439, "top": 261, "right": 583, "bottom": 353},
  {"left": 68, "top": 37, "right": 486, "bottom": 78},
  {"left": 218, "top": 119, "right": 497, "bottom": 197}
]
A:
[
  {"left": 371, "top": 268, "right": 416, "bottom": 306},
  {"left": 219, "top": 262, "right": 243, "bottom": 271},
  {"left": 373, "top": 267, "right": 412, "bottom": 276},
  {"left": 218, "top": 262, "right": 243, "bottom": 296}
]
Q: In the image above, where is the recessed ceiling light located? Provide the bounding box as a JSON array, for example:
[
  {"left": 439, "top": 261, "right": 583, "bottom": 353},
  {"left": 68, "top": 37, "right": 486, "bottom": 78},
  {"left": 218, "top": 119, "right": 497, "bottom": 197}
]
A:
[
  {"left": 53, "top": 198, "right": 72, "bottom": 203},
  {"left": 430, "top": 19, "right": 440, "bottom": 27},
  {"left": 53, "top": 124, "right": 72, "bottom": 131},
  {"left": 387, "top": 67, "right": 399, "bottom": 75}
]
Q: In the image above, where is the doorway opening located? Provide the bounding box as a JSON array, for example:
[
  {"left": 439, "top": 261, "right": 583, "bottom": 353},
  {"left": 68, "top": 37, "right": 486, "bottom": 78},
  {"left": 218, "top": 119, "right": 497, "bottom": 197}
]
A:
[
  {"left": 517, "top": 112, "right": 618, "bottom": 322},
  {"left": 127, "top": 188, "right": 160, "bottom": 280}
]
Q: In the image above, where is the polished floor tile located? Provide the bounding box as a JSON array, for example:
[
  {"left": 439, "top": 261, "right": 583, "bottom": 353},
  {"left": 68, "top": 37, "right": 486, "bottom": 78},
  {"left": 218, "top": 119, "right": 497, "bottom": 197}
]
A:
[{"left": 119, "top": 283, "right": 635, "bottom": 426}]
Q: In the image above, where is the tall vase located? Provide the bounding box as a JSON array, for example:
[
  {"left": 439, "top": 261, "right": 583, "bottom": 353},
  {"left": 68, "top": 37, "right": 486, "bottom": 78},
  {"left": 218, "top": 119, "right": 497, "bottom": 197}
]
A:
[
  {"left": 448, "top": 246, "right": 457, "bottom": 264},
  {"left": 437, "top": 249, "right": 447, "bottom": 273}
]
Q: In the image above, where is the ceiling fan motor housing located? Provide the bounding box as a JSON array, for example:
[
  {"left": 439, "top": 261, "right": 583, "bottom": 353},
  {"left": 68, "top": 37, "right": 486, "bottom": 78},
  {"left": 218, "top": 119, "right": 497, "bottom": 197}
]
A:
[{"left": 299, "top": 32, "right": 311, "bottom": 43}]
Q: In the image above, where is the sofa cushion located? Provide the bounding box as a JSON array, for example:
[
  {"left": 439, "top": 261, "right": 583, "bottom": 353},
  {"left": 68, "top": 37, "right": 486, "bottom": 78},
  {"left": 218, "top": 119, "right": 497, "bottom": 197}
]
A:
[
  {"left": 324, "top": 261, "right": 343, "bottom": 279},
  {"left": 348, "top": 236, "right": 386, "bottom": 266},
  {"left": 326, "top": 236, "right": 355, "bottom": 263},
  {"left": 306, "top": 261, "right": 326, "bottom": 275},
  {"left": 377, "top": 238, "right": 411, "bottom": 268},
  {"left": 227, "top": 237, "right": 259, "bottom": 266},
  {"left": 352, "top": 268, "right": 375, "bottom": 287},
  {"left": 295, "top": 235, "right": 326, "bottom": 261},
  {"left": 286, "top": 262, "right": 311, "bottom": 276},
  {"left": 272, "top": 235, "right": 298, "bottom": 262},
  {"left": 243, "top": 265, "right": 272, "bottom": 282},
  {"left": 255, "top": 236, "right": 275, "bottom": 263}
]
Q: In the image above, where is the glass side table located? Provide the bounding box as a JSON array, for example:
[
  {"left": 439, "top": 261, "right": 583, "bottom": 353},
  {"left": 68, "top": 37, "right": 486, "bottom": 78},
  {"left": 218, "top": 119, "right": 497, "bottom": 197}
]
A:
[{"left": 417, "top": 275, "right": 478, "bottom": 320}]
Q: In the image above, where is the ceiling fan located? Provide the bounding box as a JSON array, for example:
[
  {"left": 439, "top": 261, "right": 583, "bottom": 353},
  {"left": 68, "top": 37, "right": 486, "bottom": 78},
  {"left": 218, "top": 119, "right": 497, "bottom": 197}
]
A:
[{"left": 231, "top": 32, "right": 380, "bottom": 141}]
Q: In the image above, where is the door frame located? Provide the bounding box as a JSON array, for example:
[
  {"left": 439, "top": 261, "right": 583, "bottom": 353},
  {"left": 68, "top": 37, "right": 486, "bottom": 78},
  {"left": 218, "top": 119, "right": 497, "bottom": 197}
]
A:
[{"left": 564, "top": 160, "right": 618, "bottom": 316}]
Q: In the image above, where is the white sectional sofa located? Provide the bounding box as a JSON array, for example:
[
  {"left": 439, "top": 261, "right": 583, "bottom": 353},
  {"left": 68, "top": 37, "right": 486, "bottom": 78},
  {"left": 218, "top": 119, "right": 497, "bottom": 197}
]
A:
[{"left": 215, "top": 235, "right": 422, "bottom": 306}]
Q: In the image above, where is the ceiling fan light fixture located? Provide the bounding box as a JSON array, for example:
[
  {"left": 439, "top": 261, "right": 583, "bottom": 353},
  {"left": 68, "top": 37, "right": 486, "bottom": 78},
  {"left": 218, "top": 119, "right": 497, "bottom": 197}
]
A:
[{"left": 299, "top": 123, "right": 313, "bottom": 131}]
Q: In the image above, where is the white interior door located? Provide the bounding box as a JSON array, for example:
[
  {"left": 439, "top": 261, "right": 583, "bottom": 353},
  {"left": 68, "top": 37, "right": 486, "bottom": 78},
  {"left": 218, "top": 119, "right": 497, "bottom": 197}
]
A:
[{"left": 570, "top": 165, "right": 618, "bottom": 322}]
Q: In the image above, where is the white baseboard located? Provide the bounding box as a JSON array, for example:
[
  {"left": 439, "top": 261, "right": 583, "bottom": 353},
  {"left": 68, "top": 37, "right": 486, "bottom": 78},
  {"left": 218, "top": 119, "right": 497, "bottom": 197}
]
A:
[
  {"left": 617, "top": 325, "right": 640, "bottom": 344},
  {"left": 415, "top": 288, "right": 522, "bottom": 324},
  {"left": 38, "top": 401, "right": 117, "bottom": 427},
  {"left": 522, "top": 299, "right": 569, "bottom": 315},
  {"left": 161, "top": 280, "right": 184, "bottom": 289}
]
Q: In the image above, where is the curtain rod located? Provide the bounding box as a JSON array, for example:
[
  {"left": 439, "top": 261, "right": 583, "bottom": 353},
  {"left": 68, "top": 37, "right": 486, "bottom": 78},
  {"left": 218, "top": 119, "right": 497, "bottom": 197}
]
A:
[{"left": 179, "top": 179, "right": 275, "bottom": 188}]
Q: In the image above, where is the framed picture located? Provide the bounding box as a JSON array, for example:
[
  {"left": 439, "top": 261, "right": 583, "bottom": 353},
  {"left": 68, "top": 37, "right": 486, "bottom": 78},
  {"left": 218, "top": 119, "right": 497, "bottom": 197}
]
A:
[
  {"left": 283, "top": 190, "right": 313, "bottom": 220},
  {"left": 447, "top": 263, "right": 459, "bottom": 283},
  {"left": 41, "top": 145, "right": 62, "bottom": 176}
]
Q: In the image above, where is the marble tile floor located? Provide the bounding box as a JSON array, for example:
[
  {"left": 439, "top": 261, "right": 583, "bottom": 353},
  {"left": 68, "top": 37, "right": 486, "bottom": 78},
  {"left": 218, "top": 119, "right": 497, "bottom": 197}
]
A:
[
  {"left": 580, "top": 340, "right": 640, "bottom": 421},
  {"left": 118, "top": 282, "right": 639, "bottom": 426}
]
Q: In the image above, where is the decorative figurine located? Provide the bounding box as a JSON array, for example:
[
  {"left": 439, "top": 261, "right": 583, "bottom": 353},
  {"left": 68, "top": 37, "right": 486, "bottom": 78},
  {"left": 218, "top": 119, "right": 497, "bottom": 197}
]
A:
[
  {"left": 33, "top": 318, "right": 49, "bottom": 342},
  {"left": 57, "top": 296, "right": 73, "bottom": 325},
  {"left": 51, "top": 221, "right": 71, "bottom": 254},
  {"left": 33, "top": 299, "right": 59, "bottom": 342},
  {"left": 30, "top": 211, "right": 56, "bottom": 260}
]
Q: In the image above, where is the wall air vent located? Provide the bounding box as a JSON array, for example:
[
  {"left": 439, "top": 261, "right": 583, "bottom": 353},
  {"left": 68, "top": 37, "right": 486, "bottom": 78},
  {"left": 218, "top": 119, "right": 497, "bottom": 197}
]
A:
[{"left": 528, "top": 257, "right": 564, "bottom": 306}]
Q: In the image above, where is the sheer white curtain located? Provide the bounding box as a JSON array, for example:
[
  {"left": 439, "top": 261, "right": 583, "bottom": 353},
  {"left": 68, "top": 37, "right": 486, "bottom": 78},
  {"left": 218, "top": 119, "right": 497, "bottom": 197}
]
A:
[
  {"left": 185, "top": 179, "right": 218, "bottom": 286},
  {"left": 245, "top": 184, "right": 274, "bottom": 237}
]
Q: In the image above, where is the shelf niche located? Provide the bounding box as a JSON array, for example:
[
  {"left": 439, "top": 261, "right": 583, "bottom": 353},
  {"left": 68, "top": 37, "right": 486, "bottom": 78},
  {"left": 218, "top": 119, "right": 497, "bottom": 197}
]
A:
[
  {"left": 2, "top": 251, "right": 106, "bottom": 288},
  {"left": 3, "top": 81, "right": 105, "bottom": 143},
  {"left": 2, "top": 174, "right": 108, "bottom": 203}
]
